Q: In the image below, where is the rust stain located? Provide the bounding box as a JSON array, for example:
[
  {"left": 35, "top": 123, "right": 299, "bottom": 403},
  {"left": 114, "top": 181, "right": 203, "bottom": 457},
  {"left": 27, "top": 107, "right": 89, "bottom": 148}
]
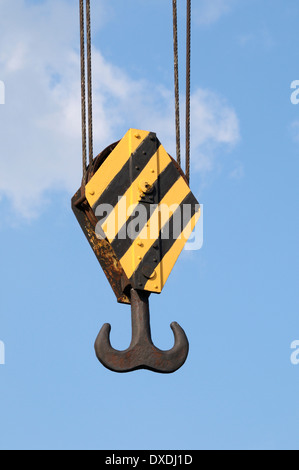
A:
[{"left": 72, "top": 179, "right": 130, "bottom": 305}]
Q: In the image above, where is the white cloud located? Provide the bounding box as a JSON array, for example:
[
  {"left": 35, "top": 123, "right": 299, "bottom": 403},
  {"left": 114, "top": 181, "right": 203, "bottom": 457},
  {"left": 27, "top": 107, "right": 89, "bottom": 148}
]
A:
[
  {"left": 195, "top": 0, "right": 236, "bottom": 26},
  {"left": 0, "top": 0, "right": 240, "bottom": 219},
  {"left": 238, "top": 28, "right": 275, "bottom": 49},
  {"left": 190, "top": 89, "right": 240, "bottom": 172}
]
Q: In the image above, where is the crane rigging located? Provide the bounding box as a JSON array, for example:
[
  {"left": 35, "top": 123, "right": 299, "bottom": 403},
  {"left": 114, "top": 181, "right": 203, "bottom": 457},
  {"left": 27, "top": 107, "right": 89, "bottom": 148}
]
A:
[{"left": 72, "top": 0, "right": 200, "bottom": 373}]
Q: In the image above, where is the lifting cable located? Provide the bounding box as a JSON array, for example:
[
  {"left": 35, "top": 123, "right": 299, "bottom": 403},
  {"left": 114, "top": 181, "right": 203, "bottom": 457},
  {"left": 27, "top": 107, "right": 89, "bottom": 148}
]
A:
[
  {"left": 185, "top": 0, "right": 192, "bottom": 184},
  {"left": 172, "top": 0, "right": 181, "bottom": 168},
  {"left": 172, "top": 0, "right": 192, "bottom": 184},
  {"left": 79, "top": 0, "right": 93, "bottom": 180},
  {"left": 80, "top": 0, "right": 192, "bottom": 184}
]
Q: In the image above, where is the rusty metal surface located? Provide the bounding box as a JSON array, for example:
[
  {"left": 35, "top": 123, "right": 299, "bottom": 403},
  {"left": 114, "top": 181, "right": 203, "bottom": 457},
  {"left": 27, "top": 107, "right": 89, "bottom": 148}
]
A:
[
  {"left": 72, "top": 184, "right": 130, "bottom": 306},
  {"left": 94, "top": 288, "right": 189, "bottom": 373}
]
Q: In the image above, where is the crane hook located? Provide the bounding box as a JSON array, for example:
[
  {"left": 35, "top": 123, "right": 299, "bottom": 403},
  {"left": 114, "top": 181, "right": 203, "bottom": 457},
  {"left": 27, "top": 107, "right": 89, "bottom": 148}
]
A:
[{"left": 94, "top": 288, "right": 189, "bottom": 373}]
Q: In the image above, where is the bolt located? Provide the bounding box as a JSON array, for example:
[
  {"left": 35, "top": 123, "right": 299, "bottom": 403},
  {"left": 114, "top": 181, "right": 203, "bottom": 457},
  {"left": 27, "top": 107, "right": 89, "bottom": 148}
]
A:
[{"left": 142, "top": 266, "right": 156, "bottom": 280}]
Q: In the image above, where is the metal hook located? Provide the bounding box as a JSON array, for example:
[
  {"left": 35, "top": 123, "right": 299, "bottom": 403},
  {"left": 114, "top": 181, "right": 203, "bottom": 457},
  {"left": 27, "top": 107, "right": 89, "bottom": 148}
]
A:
[{"left": 94, "top": 288, "right": 189, "bottom": 373}]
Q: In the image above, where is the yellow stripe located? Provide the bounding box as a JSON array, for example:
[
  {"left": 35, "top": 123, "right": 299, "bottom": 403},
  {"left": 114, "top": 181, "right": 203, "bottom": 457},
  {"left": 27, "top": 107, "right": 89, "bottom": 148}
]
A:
[
  {"left": 101, "top": 148, "right": 170, "bottom": 242},
  {"left": 145, "top": 209, "right": 201, "bottom": 292},
  {"left": 85, "top": 129, "right": 150, "bottom": 208},
  {"left": 120, "top": 176, "right": 191, "bottom": 281}
]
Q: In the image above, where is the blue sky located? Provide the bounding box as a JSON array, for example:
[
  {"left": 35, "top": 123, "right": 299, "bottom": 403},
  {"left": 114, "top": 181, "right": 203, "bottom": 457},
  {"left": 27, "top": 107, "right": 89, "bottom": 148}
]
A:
[{"left": 0, "top": 0, "right": 298, "bottom": 450}]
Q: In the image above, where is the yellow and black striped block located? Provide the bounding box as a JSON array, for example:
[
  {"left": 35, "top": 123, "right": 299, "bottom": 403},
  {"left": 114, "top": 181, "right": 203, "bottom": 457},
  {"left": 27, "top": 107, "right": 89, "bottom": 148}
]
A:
[{"left": 85, "top": 129, "right": 200, "bottom": 294}]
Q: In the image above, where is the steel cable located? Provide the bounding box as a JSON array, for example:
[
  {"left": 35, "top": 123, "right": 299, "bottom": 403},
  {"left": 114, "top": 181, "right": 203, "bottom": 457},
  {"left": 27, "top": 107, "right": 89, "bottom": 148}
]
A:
[
  {"left": 172, "top": 0, "right": 192, "bottom": 183},
  {"left": 86, "top": 0, "right": 94, "bottom": 166},
  {"left": 81, "top": 1, "right": 190, "bottom": 183},
  {"left": 79, "top": 0, "right": 87, "bottom": 179},
  {"left": 185, "top": 0, "right": 191, "bottom": 184},
  {"left": 172, "top": 0, "right": 181, "bottom": 167}
]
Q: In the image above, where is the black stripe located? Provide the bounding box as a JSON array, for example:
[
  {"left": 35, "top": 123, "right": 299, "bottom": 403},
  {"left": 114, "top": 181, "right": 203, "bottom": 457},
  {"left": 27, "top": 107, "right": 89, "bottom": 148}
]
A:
[
  {"left": 92, "top": 133, "right": 160, "bottom": 216},
  {"left": 111, "top": 162, "right": 182, "bottom": 260},
  {"left": 130, "top": 191, "right": 199, "bottom": 289}
]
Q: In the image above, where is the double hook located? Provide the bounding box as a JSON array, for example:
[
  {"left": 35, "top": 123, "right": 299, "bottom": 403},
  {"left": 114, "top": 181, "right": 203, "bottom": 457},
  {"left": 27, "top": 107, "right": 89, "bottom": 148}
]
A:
[{"left": 95, "top": 288, "right": 189, "bottom": 374}]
